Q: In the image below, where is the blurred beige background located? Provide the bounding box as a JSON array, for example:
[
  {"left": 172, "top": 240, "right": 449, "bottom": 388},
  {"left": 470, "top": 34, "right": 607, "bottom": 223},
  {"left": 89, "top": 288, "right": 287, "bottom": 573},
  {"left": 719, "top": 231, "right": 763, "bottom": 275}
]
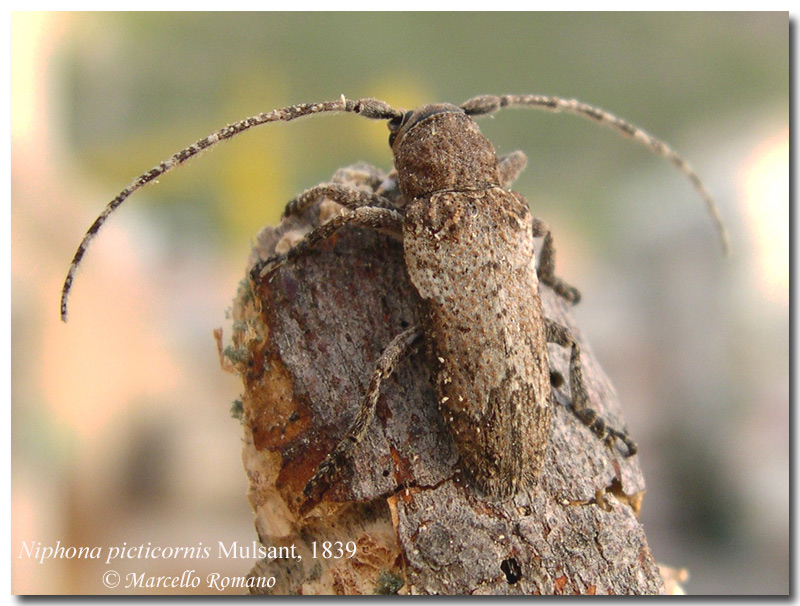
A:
[{"left": 11, "top": 12, "right": 787, "bottom": 594}]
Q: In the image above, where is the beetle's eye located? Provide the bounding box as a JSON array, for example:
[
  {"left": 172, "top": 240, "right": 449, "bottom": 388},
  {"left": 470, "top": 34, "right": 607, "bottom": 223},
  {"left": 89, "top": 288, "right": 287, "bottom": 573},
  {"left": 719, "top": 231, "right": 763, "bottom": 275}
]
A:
[
  {"left": 387, "top": 114, "right": 403, "bottom": 132},
  {"left": 388, "top": 110, "right": 414, "bottom": 147}
]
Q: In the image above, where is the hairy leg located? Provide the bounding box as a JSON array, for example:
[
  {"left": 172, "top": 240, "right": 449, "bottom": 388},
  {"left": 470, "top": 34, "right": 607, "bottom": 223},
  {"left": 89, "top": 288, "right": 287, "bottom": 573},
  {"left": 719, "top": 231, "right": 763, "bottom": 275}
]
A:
[
  {"left": 251, "top": 206, "right": 404, "bottom": 281},
  {"left": 282, "top": 183, "right": 400, "bottom": 219},
  {"left": 302, "top": 326, "right": 424, "bottom": 512},
  {"left": 532, "top": 217, "right": 581, "bottom": 304},
  {"left": 545, "top": 318, "right": 637, "bottom": 456}
]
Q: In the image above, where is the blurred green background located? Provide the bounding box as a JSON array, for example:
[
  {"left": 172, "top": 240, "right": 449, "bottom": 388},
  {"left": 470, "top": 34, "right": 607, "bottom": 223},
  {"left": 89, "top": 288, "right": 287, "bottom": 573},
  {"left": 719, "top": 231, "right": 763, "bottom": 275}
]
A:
[{"left": 11, "top": 12, "right": 787, "bottom": 594}]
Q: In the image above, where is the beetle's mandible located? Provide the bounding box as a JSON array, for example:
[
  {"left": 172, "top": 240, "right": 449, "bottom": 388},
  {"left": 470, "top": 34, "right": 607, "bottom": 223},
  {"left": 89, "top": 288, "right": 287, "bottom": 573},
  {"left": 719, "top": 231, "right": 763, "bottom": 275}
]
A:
[{"left": 60, "top": 94, "right": 729, "bottom": 505}]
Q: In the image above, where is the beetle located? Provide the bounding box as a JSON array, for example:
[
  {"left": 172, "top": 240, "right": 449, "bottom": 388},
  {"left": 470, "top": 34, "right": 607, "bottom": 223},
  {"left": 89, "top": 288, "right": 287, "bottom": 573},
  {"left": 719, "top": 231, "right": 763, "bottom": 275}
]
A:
[{"left": 61, "top": 94, "right": 728, "bottom": 503}]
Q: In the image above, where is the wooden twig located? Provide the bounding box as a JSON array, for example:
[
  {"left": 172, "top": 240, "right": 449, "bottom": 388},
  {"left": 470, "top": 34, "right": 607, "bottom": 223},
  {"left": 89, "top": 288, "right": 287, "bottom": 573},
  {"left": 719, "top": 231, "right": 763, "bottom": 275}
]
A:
[{"left": 222, "top": 163, "right": 664, "bottom": 595}]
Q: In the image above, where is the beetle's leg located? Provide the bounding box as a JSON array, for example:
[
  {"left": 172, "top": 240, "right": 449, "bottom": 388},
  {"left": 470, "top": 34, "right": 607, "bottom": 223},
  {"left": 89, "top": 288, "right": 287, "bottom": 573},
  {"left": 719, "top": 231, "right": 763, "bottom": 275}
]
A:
[
  {"left": 498, "top": 151, "right": 528, "bottom": 188},
  {"left": 282, "top": 183, "right": 400, "bottom": 219},
  {"left": 546, "top": 318, "right": 637, "bottom": 456},
  {"left": 251, "top": 206, "right": 403, "bottom": 282},
  {"left": 532, "top": 217, "right": 581, "bottom": 304},
  {"left": 302, "top": 326, "right": 423, "bottom": 514}
]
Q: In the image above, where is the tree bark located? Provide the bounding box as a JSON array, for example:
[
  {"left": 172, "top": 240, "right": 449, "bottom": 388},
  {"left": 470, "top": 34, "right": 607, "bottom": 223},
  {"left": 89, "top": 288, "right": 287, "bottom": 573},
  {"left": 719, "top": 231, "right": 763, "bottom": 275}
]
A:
[{"left": 220, "top": 163, "right": 665, "bottom": 595}]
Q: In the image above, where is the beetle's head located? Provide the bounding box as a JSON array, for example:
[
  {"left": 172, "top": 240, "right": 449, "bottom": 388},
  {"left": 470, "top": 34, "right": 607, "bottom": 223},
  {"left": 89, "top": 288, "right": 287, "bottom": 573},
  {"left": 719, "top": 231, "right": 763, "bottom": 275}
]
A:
[{"left": 388, "top": 104, "right": 500, "bottom": 200}]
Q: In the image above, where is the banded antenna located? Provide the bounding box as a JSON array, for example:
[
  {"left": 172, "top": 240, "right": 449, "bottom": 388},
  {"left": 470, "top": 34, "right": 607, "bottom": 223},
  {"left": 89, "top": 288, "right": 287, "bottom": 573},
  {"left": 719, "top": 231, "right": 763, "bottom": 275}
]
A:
[{"left": 61, "top": 94, "right": 727, "bottom": 322}]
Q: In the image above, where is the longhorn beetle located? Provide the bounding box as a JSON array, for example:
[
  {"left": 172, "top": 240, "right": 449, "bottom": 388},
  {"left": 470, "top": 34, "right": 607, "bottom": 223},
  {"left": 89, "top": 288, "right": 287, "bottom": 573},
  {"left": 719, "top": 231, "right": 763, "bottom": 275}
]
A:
[{"left": 61, "top": 94, "right": 728, "bottom": 502}]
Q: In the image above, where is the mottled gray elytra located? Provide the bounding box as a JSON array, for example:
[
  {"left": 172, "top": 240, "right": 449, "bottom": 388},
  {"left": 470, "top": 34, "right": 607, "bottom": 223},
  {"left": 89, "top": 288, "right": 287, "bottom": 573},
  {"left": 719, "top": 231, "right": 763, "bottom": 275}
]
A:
[{"left": 61, "top": 94, "right": 728, "bottom": 504}]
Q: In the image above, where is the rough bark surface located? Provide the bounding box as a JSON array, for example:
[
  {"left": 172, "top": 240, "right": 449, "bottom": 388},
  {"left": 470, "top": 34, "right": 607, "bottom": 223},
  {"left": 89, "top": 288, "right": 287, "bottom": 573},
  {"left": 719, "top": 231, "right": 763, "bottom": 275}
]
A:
[{"left": 221, "top": 163, "right": 665, "bottom": 595}]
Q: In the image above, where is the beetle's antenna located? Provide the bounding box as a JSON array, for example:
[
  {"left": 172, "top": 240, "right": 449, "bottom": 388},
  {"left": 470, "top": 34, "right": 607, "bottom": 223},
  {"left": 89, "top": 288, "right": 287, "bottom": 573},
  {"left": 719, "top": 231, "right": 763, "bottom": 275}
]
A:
[
  {"left": 461, "top": 94, "right": 730, "bottom": 255},
  {"left": 60, "top": 96, "right": 401, "bottom": 322}
]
